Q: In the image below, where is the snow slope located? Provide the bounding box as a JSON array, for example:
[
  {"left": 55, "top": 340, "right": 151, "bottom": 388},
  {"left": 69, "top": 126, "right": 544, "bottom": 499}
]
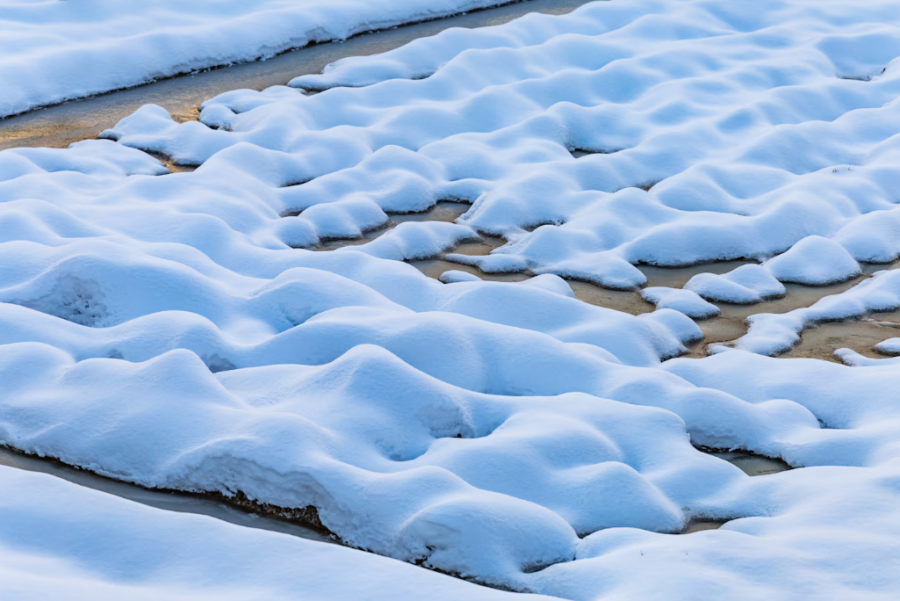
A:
[
  {"left": 3, "top": 0, "right": 900, "bottom": 598},
  {"left": 0, "top": 0, "right": 513, "bottom": 117},
  {"left": 0, "top": 465, "right": 551, "bottom": 601}
]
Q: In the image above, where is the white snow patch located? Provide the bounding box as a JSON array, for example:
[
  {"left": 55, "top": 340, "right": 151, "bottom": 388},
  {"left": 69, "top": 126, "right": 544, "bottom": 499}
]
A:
[
  {"left": 764, "top": 236, "right": 861, "bottom": 286},
  {"left": 641, "top": 287, "right": 720, "bottom": 319}
]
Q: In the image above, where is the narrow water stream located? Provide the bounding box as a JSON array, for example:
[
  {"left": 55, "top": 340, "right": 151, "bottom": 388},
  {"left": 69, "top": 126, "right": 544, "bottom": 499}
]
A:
[{"left": 0, "top": 0, "right": 595, "bottom": 152}]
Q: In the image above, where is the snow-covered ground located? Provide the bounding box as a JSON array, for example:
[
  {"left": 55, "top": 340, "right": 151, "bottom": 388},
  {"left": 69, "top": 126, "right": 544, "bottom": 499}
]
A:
[
  {"left": 4, "top": 0, "right": 900, "bottom": 599},
  {"left": 0, "top": 0, "right": 514, "bottom": 118},
  {"left": 0, "top": 465, "right": 549, "bottom": 600}
]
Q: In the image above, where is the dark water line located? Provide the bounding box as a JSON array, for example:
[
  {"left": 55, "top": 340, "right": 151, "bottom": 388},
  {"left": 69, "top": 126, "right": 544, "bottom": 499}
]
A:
[
  {"left": 0, "top": 445, "right": 335, "bottom": 543},
  {"left": 0, "top": 0, "right": 596, "bottom": 152}
]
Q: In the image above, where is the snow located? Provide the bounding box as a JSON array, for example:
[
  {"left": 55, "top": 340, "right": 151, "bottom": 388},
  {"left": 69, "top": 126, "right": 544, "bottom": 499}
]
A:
[
  {"left": 764, "top": 236, "right": 862, "bottom": 286},
  {"left": 0, "top": 465, "right": 550, "bottom": 601},
  {"left": 0, "top": 0, "right": 515, "bottom": 118},
  {"left": 440, "top": 269, "right": 483, "bottom": 283},
  {"left": 340, "top": 220, "right": 478, "bottom": 260},
  {"left": 686, "top": 265, "right": 786, "bottom": 305},
  {"left": 833, "top": 348, "right": 900, "bottom": 366},
  {"left": 4, "top": 0, "right": 900, "bottom": 598},
  {"left": 641, "top": 287, "right": 720, "bottom": 319}
]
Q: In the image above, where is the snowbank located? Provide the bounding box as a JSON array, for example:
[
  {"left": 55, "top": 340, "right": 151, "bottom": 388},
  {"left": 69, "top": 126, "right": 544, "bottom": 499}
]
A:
[
  {"left": 0, "top": 0, "right": 513, "bottom": 117},
  {"left": 0, "top": 465, "right": 547, "bottom": 601}
]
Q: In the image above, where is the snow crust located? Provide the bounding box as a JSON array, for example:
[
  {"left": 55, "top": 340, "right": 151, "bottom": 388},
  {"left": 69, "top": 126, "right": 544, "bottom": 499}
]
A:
[
  {"left": 4, "top": 0, "right": 900, "bottom": 598},
  {"left": 0, "top": 0, "right": 514, "bottom": 117}
]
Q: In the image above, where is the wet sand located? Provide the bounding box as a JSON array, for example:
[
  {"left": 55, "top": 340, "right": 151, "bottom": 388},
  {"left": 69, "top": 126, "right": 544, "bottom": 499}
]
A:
[
  {"left": 783, "top": 310, "right": 900, "bottom": 362},
  {"left": 0, "top": 0, "right": 595, "bottom": 152}
]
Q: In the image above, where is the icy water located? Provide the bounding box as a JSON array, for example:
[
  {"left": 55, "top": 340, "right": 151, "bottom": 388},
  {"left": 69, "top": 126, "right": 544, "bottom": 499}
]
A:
[
  {"left": 0, "top": 0, "right": 594, "bottom": 152},
  {"left": 702, "top": 449, "right": 791, "bottom": 477}
]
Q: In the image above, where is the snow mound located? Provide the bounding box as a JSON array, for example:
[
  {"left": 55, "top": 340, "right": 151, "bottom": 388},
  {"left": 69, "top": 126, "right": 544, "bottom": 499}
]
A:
[
  {"left": 518, "top": 274, "right": 576, "bottom": 298},
  {"left": 833, "top": 348, "right": 900, "bottom": 366},
  {"left": 641, "top": 287, "right": 720, "bottom": 319},
  {"left": 686, "top": 265, "right": 786, "bottom": 305},
  {"left": 0, "top": 0, "right": 516, "bottom": 117},
  {"left": 720, "top": 270, "right": 900, "bottom": 355},
  {"left": 440, "top": 270, "right": 482, "bottom": 284},
  {"left": 0, "top": 465, "right": 545, "bottom": 601},
  {"left": 341, "top": 221, "right": 478, "bottom": 261},
  {"left": 764, "top": 236, "right": 861, "bottom": 285},
  {"left": 874, "top": 337, "right": 900, "bottom": 355}
]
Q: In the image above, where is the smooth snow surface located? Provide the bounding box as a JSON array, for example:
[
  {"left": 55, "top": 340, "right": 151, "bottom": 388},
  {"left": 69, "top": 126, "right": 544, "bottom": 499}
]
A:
[
  {"left": 4, "top": 0, "right": 900, "bottom": 599},
  {"left": 0, "top": 0, "right": 515, "bottom": 118}
]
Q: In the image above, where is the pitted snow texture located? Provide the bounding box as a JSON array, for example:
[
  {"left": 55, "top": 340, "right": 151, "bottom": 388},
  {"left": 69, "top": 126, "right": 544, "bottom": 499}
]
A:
[{"left": 4, "top": 0, "right": 900, "bottom": 599}]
